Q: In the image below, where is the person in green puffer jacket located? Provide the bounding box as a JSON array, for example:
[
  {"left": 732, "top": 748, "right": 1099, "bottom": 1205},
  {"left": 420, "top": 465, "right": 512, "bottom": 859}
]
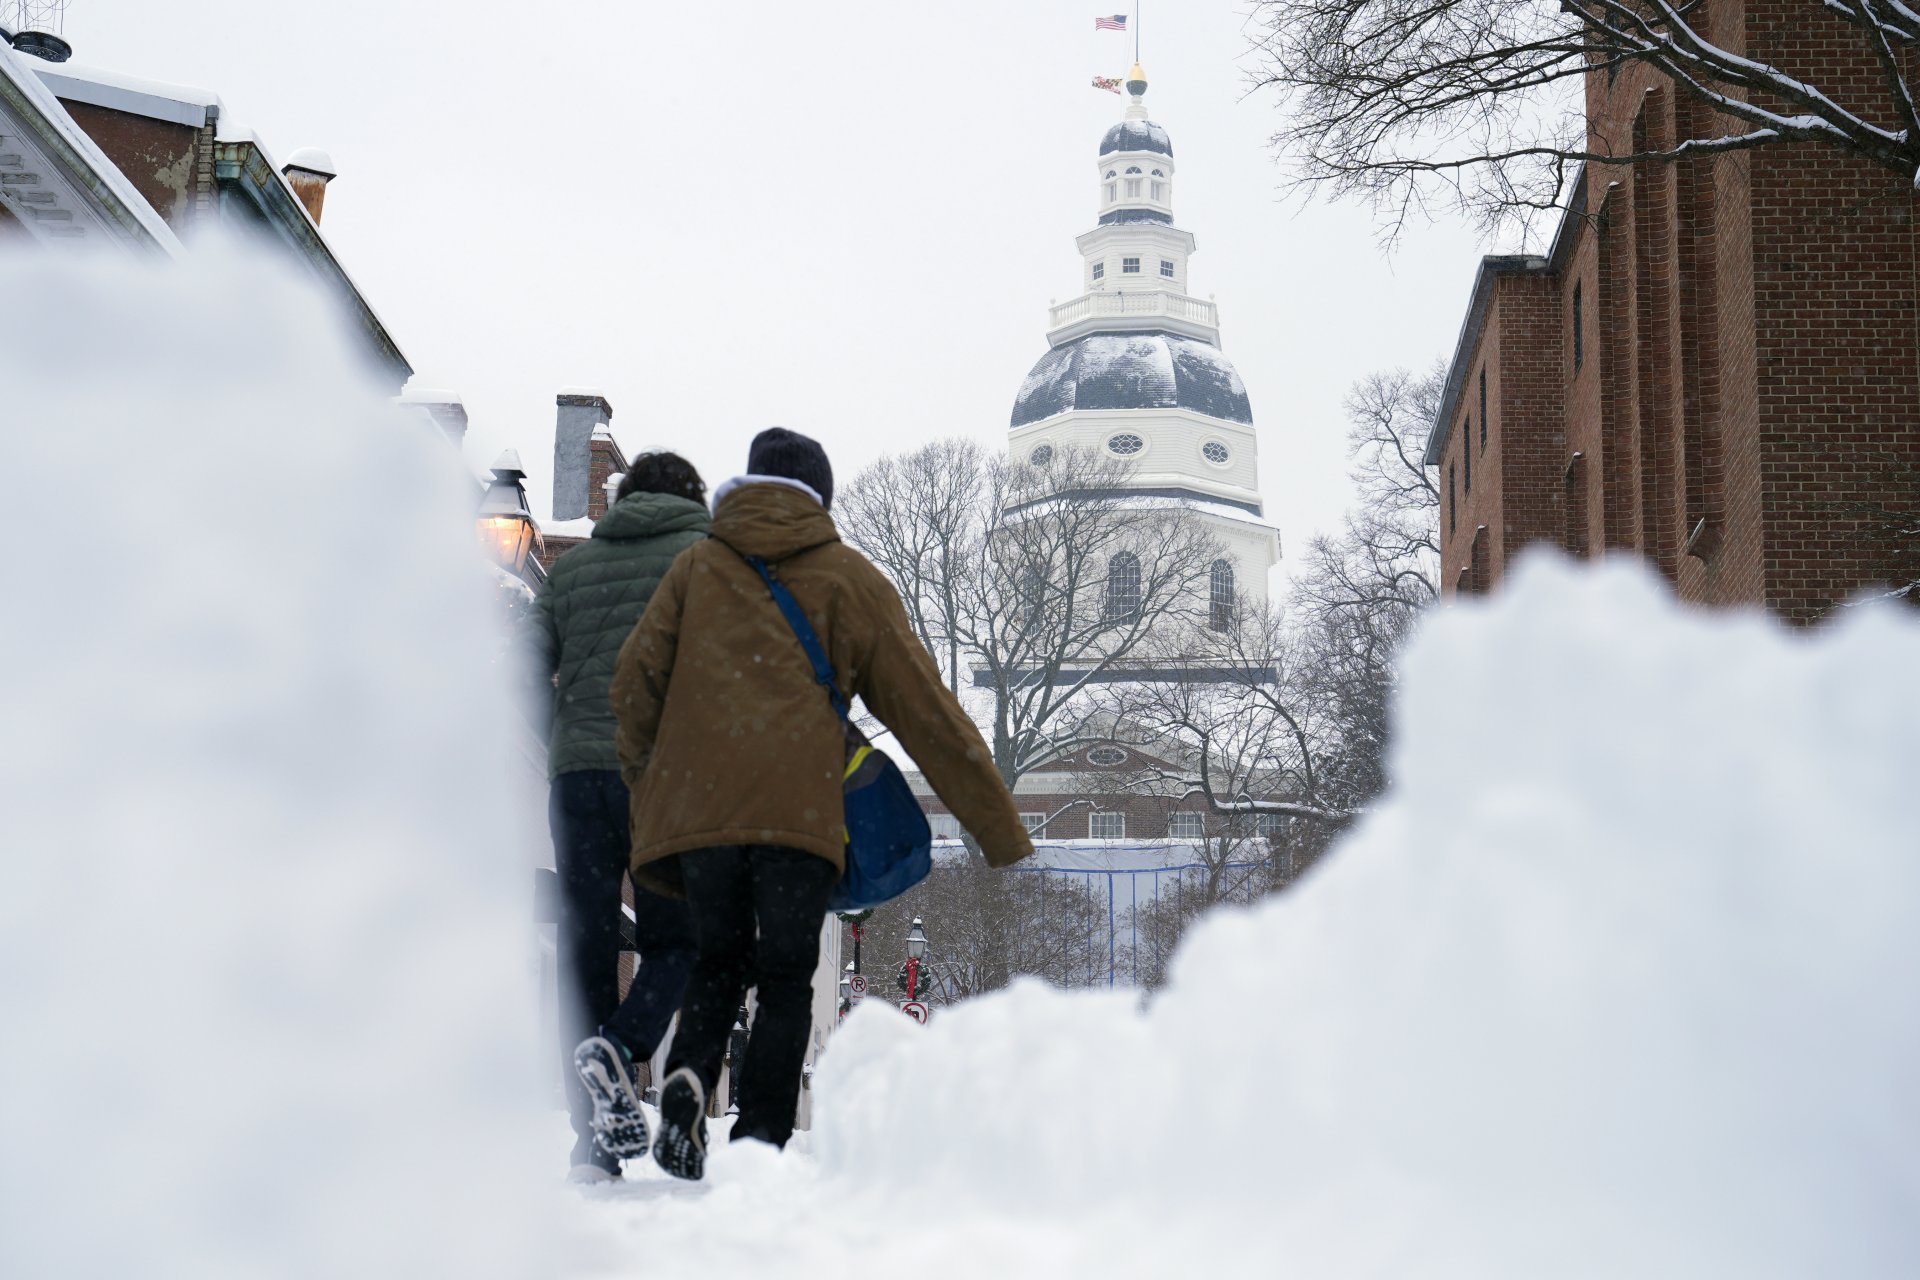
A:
[{"left": 529, "top": 451, "right": 710, "bottom": 1183}]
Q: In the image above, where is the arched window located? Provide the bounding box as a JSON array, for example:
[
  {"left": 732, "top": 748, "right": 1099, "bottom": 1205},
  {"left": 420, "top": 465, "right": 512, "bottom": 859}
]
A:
[
  {"left": 1209, "top": 559, "right": 1235, "bottom": 632},
  {"left": 1106, "top": 552, "right": 1142, "bottom": 622},
  {"left": 1124, "top": 165, "right": 1143, "bottom": 198},
  {"left": 1105, "top": 170, "right": 1118, "bottom": 203},
  {"left": 1150, "top": 169, "right": 1165, "bottom": 201}
]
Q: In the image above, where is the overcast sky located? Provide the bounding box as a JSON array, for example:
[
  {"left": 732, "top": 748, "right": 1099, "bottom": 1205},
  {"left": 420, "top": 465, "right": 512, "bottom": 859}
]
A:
[{"left": 66, "top": 0, "right": 1495, "bottom": 587}]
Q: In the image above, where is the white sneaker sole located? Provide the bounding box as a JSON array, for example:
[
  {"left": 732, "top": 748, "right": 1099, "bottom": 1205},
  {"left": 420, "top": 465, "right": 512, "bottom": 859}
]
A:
[{"left": 574, "top": 1037, "right": 651, "bottom": 1159}]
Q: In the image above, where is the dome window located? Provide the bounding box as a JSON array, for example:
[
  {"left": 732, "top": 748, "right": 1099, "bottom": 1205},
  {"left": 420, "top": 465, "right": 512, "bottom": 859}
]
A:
[
  {"left": 1150, "top": 170, "right": 1165, "bottom": 200},
  {"left": 1107, "top": 432, "right": 1144, "bottom": 456},
  {"left": 1209, "top": 560, "right": 1236, "bottom": 632},
  {"left": 1088, "top": 746, "right": 1128, "bottom": 766},
  {"left": 1104, "top": 553, "right": 1142, "bottom": 622},
  {"left": 1122, "top": 256, "right": 1141, "bottom": 274},
  {"left": 1092, "top": 262, "right": 1105, "bottom": 281},
  {"left": 1030, "top": 444, "right": 1054, "bottom": 467},
  {"left": 1125, "top": 165, "right": 1143, "bottom": 198},
  {"left": 1105, "top": 170, "right": 1118, "bottom": 203},
  {"left": 1202, "top": 440, "right": 1230, "bottom": 465},
  {"left": 1160, "top": 259, "right": 1176, "bottom": 278}
]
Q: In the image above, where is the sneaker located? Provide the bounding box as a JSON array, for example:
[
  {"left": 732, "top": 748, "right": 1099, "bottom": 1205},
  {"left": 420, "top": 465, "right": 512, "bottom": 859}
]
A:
[
  {"left": 574, "top": 1035, "right": 651, "bottom": 1159},
  {"left": 566, "top": 1133, "right": 622, "bottom": 1184},
  {"left": 652, "top": 1067, "right": 708, "bottom": 1182}
]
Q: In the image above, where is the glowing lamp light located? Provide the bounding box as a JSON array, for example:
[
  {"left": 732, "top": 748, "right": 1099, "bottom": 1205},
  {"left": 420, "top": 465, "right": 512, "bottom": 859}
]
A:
[{"left": 477, "top": 450, "right": 542, "bottom": 577}]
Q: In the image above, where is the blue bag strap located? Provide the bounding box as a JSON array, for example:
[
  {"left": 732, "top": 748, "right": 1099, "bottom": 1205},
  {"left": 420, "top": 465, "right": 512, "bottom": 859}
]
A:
[{"left": 745, "top": 555, "right": 851, "bottom": 722}]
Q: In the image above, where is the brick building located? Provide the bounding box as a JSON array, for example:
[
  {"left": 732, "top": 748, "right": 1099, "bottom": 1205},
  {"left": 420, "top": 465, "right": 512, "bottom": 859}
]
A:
[
  {"left": 534, "top": 390, "right": 631, "bottom": 572},
  {"left": 0, "top": 32, "right": 410, "bottom": 388},
  {"left": 1427, "top": 2, "right": 1920, "bottom": 621}
]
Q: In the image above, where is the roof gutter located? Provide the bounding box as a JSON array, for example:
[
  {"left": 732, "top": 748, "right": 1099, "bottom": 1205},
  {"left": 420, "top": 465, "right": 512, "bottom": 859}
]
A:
[{"left": 1423, "top": 170, "right": 1587, "bottom": 468}]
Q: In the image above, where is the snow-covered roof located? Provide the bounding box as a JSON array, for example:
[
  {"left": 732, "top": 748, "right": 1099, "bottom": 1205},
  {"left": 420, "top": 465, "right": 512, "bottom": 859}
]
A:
[
  {"left": 31, "top": 60, "right": 221, "bottom": 128},
  {"left": 398, "top": 386, "right": 463, "bottom": 406},
  {"left": 1100, "top": 118, "right": 1172, "bottom": 158},
  {"left": 283, "top": 146, "right": 335, "bottom": 177},
  {"left": 1012, "top": 330, "right": 1252, "bottom": 428}
]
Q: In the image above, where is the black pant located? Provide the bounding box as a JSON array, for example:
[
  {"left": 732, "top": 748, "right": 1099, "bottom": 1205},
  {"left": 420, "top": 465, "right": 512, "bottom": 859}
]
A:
[
  {"left": 550, "top": 769, "right": 698, "bottom": 1144},
  {"left": 666, "top": 845, "right": 837, "bottom": 1148}
]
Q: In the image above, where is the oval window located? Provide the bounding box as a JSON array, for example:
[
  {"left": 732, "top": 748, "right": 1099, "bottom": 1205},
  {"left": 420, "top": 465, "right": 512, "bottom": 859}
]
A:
[
  {"left": 1202, "top": 440, "right": 1230, "bottom": 465},
  {"left": 1087, "top": 746, "right": 1127, "bottom": 766},
  {"left": 1030, "top": 444, "right": 1054, "bottom": 467},
  {"left": 1107, "top": 433, "right": 1144, "bottom": 456}
]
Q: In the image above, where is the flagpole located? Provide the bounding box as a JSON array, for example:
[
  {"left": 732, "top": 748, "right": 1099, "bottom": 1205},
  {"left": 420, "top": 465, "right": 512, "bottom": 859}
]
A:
[{"left": 1135, "top": 0, "right": 1141, "bottom": 63}]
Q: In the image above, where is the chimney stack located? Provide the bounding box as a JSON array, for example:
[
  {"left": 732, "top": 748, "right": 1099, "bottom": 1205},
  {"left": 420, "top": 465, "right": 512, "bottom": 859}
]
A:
[
  {"left": 397, "top": 386, "right": 468, "bottom": 448},
  {"left": 552, "top": 389, "right": 613, "bottom": 522},
  {"left": 281, "top": 148, "right": 336, "bottom": 224}
]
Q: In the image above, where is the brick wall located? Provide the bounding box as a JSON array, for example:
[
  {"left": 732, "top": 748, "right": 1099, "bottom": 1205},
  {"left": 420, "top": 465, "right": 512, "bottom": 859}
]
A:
[{"left": 1435, "top": 0, "right": 1920, "bottom": 620}]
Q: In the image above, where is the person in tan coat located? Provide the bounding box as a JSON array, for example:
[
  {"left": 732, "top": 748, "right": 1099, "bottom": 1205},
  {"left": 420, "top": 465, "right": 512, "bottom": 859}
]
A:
[{"left": 609, "top": 427, "right": 1032, "bottom": 1179}]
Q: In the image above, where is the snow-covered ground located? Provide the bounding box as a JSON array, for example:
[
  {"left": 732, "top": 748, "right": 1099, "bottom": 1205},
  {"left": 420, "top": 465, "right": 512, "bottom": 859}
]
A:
[
  {"left": 559, "top": 560, "right": 1920, "bottom": 1278},
  {"left": 3, "top": 249, "right": 1915, "bottom": 1278}
]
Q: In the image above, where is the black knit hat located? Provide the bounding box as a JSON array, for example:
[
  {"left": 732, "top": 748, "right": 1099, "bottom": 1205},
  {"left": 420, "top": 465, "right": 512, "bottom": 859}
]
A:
[{"left": 746, "top": 427, "right": 834, "bottom": 509}]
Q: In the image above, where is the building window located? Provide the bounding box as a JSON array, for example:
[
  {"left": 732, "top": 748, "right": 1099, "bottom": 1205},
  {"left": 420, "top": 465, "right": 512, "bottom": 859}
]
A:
[
  {"left": 1106, "top": 182, "right": 1118, "bottom": 202},
  {"left": 1208, "top": 559, "right": 1235, "bottom": 631},
  {"left": 1160, "top": 259, "right": 1175, "bottom": 278},
  {"left": 1449, "top": 464, "right": 1457, "bottom": 535},
  {"left": 1573, "top": 281, "right": 1585, "bottom": 372},
  {"left": 1479, "top": 369, "right": 1488, "bottom": 450},
  {"left": 1105, "top": 552, "right": 1142, "bottom": 621},
  {"left": 1030, "top": 444, "right": 1054, "bottom": 467},
  {"left": 1256, "top": 812, "right": 1285, "bottom": 838},
  {"left": 1088, "top": 745, "right": 1128, "bottom": 766},
  {"left": 1125, "top": 165, "right": 1143, "bottom": 198},
  {"left": 1151, "top": 181, "right": 1164, "bottom": 201},
  {"left": 1020, "top": 813, "right": 1047, "bottom": 833},
  {"left": 929, "top": 814, "right": 963, "bottom": 839},
  {"left": 1107, "top": 432, "right": 1143, "bottom": 456},
  {"left": 1090, "top": 811, "right": 1126, "bottom": 839},
  {"left": 1463, "top": 429, "right": 1472, "bottom": 493},
  {"left": 1168, "top": 812, "right": 1204, "bottom": 839},
  {"left": 1122, "top": 256, "right": 1141, "bottom": 274},
  {"left": 1201, "top": 440, "right": 1230, "bottom": 465},
  {"left": 1092, "top": 262, "right": 1105, "bottom": 281}
]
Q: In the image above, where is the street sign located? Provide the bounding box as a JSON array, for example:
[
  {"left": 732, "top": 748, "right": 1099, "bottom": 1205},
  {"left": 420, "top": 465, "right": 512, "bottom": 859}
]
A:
[
  {"left": 901, "top": 1001, "right": 930, "bottom": 1024},
  {"left": 849, "top": 974, "right": 869, "bottom": 999}
]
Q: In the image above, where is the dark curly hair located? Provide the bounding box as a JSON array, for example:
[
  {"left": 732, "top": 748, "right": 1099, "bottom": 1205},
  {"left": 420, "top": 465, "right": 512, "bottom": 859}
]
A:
[{"left": 615, "top": 450, "right": 707, "bottom": 505}]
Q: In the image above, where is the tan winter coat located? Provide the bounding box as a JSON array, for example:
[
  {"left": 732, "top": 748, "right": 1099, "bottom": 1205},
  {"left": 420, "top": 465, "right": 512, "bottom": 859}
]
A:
[{"left": 610, "top": 481, "right": 1033, "bottom": 896}]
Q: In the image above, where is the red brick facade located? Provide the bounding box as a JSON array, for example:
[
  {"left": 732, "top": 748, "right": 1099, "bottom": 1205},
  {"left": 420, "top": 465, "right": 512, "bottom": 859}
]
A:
[{"left": 1433, "top": 0, "right": 1920, "bottom": 621}]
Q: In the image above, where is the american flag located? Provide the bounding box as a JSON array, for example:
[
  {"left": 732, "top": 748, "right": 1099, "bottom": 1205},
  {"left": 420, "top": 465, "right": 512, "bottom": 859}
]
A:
[
  {"left": 1092, "top": 75, "right": 1124, "bottom": 94},
  {"left": 1094, "top": 14, "right": 1128, "bottom": 31}
]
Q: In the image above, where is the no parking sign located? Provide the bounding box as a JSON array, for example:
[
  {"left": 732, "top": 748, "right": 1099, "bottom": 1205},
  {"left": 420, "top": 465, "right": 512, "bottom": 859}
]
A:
[{"left": 849, "top": 973, "right": 869, "bottom": 1001}]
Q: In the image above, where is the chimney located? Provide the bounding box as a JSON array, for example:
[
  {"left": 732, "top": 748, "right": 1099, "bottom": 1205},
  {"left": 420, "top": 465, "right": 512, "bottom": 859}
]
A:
[
  {"left": 587, "top": 424, "right": 630, "bottom": 522},
  {"left": 397, "top": 386, "right": 468, "bottom": 448},
  {"left": 281, "top": 148, "right": 336, "bottom": 224},
  {"left": 552, "top": 389, "right": 612, "bottom": 521}
]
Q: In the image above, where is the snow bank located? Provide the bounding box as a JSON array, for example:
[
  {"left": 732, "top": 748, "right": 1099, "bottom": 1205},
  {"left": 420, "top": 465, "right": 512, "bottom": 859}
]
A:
[
  {"left": 581, "top": 559, "right": 1920, "bottom": 1278},
  {"left": 0, "top": 245, "right": 548, "bottom": 1278}
]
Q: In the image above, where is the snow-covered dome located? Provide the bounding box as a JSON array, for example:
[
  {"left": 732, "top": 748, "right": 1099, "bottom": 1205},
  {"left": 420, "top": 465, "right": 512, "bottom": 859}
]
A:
[
  {"left": 1100, "top": 119, "right": 1172, "bottom": 158},
  {"left": 1010, "top": 332, "right": 1251, "bottom": 428}
]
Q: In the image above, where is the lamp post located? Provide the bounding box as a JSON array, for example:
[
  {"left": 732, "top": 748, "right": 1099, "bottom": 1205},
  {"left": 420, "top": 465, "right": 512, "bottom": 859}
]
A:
[
  {"left": 477, "top": 449, "right": 543, "bottom": 580},
  {"left": 905, "top": 916, "right": 928, "bottom": 1003}
]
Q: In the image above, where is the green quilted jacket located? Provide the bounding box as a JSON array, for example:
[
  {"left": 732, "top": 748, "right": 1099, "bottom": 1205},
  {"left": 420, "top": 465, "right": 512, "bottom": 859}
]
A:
[{"left": 531, "top": 492, "right": 710, "bottom": 777}]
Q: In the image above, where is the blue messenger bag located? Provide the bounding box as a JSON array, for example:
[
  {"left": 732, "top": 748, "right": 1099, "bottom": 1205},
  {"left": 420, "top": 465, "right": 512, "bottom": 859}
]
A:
[{"left": 745, "top": 556, "right": 933, "bottom": 912}]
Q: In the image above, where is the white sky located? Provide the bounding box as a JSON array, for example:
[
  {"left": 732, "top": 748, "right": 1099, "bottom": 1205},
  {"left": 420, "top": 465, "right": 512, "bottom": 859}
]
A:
[{"left": 65, "top": 0, "right": 1495, "bottom": 584}]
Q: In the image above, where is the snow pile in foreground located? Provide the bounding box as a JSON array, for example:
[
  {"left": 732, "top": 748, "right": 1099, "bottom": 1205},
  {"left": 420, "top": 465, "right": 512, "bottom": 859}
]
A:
[
  {"left": 0, "top": 247, "right": 548, "bottom": 1278},
  {"left": 573, "top": 560, "right": 1919, "bottom": 1279}
]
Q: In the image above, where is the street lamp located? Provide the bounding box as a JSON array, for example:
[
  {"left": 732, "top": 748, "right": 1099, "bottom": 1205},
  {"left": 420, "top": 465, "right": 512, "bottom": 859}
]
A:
[
  {"left": 838, "top": 964, "right": 853, "bottom": 1020},
  {"left": 904, "top": 917, "right": 929, "bottom": 1003},
  {"left": 477, "top": 449, "right": 543, "bottom": 579}
]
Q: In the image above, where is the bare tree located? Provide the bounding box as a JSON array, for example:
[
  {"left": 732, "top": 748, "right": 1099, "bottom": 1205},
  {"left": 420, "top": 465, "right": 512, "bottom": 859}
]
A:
[
  {"left": 1249, "top": 0, "right": 1920, "bottom": 234},
  {"left": 841, "top": 441, "right": 1221, "bottom": 793},
  {"left": 834, "top": 438, "right": 984, "bottom": 694}
]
